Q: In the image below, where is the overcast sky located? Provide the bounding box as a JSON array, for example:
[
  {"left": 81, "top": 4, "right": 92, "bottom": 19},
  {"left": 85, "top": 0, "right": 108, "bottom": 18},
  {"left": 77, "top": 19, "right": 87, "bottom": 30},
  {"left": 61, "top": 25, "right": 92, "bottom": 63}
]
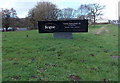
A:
[{"left": 0, "top": 0, "right": 119, "bottom": 20}]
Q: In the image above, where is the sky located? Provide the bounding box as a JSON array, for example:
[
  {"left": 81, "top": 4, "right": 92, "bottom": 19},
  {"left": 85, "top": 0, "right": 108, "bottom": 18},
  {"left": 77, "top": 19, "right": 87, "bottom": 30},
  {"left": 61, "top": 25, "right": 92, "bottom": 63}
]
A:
[{"left": 0, "top": 0, "right": 119, "bottom": 20}]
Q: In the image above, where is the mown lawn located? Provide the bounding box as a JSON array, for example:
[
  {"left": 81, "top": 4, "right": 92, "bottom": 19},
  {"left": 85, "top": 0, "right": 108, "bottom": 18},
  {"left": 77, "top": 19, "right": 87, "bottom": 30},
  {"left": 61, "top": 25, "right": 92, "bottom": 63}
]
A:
[{"left": 2, "top": 24, "right": 118, "bottom": 81}]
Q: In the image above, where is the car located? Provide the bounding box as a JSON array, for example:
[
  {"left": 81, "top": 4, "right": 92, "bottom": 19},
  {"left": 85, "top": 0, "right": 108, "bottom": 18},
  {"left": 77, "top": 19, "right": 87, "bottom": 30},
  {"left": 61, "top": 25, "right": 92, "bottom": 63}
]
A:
[
  {"left": 7, "top": 27, "right": 14, "bottom": 31},
  {"left": 0, "top": 28, "right": 6, "bottom": 32},
  {"left": 0, "top": 28, "right": 3, "bottom": 31}
]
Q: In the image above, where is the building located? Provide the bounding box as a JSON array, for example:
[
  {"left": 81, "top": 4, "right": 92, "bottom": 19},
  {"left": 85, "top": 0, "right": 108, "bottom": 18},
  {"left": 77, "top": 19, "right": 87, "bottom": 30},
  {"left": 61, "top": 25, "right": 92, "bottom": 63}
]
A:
[{"left": 96, "top": 18, "right": 109, "bottom": 24}]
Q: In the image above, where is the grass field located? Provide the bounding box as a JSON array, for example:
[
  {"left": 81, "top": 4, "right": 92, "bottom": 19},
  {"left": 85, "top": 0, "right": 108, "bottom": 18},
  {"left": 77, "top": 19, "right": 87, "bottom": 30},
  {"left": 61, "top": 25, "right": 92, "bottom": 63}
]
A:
[{"left": 2, "top": 24, "right": 119, "bottom": 81}]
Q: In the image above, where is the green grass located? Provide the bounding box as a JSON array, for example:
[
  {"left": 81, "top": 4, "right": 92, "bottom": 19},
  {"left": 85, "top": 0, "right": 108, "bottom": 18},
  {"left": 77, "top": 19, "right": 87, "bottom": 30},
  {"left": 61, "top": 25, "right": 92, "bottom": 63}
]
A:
[
  {"left": 2, "top": 24, "right": 118, "bottom": 81},
  {"left": 0, "top": 32, "right": 2, "bottom": 82}
]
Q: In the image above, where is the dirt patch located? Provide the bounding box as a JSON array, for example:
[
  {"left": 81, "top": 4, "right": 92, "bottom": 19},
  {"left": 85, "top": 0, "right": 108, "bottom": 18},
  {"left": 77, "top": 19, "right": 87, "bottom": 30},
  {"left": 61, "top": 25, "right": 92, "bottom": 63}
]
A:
[
  {"left": 92, "top": 26, "right": 110, "bottom": 35},
  {"left": 68, "top": 75, "right": 81, "bottom": 81}
]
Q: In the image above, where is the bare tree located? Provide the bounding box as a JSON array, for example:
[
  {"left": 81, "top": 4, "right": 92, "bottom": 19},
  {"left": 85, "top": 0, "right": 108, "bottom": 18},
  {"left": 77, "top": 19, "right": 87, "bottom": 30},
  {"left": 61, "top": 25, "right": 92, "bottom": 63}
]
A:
[
  {"left": 86, "top": 3, "right": 105, "bottom": 24},
  {"left": 77, "top": 3, "right": 105, "bottom": 24},
  {"left": 59, "top": 8, "right": 77, "bottom": 20},
  {"left": 77, "top": 4, "right": 89, "bottom": 20}
]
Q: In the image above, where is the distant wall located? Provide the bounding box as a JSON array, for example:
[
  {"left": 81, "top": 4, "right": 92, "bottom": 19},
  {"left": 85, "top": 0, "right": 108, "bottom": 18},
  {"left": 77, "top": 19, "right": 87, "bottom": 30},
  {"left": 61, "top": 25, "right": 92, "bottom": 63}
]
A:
[{"left": 96, "top": 21, "right": 109, "bottom": 24}]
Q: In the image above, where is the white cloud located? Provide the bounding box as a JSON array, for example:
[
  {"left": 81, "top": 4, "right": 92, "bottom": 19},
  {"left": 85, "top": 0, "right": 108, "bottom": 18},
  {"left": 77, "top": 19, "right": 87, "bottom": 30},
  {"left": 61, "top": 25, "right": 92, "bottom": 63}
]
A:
[
  {"left": 94, "top": 0, "right": 119, "bottom": 20},
  {"left": 0, "top": 0, "right": 14, "bottom": 8}
]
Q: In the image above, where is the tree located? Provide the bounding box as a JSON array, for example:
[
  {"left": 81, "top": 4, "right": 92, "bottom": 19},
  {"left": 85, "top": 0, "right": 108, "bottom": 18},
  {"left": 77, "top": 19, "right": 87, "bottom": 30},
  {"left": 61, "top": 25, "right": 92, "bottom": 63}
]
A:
[
  {"left": 2, "top": 8, "right": 18, "bottom": 31},
  {"left": 27, "top": 1, "right": 59, "bottom": 29},
  {"left": 77, "top": 4, "right": 90, "bottom": 20},
  {"left": 58, "top": 8, "right": 77, "bottom": 20},
  {"left": 85, "top": 3, "right": 105, "bottom": 24},
  {"left": 77, "top": 3, "right": 105, "bottom": 24},
  {"left": 27, "top": 8, "right": 36, "bottom": 29}
]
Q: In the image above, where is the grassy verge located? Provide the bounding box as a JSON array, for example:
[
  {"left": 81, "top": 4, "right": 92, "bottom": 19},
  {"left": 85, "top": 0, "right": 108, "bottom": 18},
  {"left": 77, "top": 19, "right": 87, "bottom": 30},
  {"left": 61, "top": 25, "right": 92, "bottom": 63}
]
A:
[{"left": 2, "top": 24, "right": 118, "bottom": 81}]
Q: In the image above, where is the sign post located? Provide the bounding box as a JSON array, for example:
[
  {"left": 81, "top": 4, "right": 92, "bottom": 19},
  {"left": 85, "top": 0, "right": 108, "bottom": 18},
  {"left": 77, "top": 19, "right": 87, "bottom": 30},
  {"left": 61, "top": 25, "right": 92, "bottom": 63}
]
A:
[
  {"left": 38, "top": 20, "right": 88, "bottom": 39},
  {"left": 53, "top": 32, "right": 73, "bottom": 39}
]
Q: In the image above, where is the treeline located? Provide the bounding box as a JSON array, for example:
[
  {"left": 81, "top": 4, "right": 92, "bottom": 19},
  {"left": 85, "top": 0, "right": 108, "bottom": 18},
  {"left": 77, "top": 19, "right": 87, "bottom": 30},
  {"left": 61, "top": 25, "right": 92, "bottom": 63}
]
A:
[
  {"left": 2, "top": 1, "right": 105, "bottom": 31},
  {"left": 2, "top": 8, "right": 29, "bottom": 31}
]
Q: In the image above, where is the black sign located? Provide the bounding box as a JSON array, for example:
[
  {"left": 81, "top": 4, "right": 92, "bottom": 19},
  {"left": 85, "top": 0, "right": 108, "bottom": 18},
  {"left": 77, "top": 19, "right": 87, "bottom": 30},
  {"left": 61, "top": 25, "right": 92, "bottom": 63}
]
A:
[{"left": 38, "top": 20, "right": 88, "bottom": 33}]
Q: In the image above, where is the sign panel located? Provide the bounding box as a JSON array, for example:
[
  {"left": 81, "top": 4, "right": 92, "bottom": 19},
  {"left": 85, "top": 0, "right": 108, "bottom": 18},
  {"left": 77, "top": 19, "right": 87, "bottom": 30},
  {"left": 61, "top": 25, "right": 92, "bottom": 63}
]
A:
[{"left": 38, "top": 20, "right": 88, "bottom": 33}]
